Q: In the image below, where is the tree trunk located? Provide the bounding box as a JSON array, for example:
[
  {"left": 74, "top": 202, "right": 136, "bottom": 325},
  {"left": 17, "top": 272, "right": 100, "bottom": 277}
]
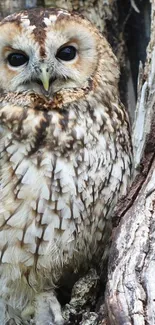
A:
[
  {"left": 106, "top": 1, "right": 155, "bottom": 324},
  {"left": 0, "top": 0, "right": 153, "bottom": 324}
]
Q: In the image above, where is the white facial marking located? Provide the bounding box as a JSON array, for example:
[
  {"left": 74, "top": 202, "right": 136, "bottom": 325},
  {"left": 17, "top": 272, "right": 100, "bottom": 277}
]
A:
[
  {"left": 57, "top": 10, "right": 70, "bottom": 17},
  {"left": 44, "top": 16, "right": 57, "bottom": 25},
  {"left": 20, "top": 17, "right": 36, "bottom": 30}
]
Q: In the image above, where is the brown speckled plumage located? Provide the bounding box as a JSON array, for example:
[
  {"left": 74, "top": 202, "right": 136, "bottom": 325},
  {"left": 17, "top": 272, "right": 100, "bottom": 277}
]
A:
[{"left": 0, "top": 8, "right": 132, "bottom": 325}]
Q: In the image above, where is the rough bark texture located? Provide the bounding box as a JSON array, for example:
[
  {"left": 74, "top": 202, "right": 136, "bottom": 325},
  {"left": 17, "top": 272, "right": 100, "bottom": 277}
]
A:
[
  {"left": 0, "top": 0, "right": 37, "bottom": 18},
  {"left": 106, "top": 1, "right": 155, "bottom": 324},
  {"left": 0, "top": 0, "right": 153, "bottom": 324}
]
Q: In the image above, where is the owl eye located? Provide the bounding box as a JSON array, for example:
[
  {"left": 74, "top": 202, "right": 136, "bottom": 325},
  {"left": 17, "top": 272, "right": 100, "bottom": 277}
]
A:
[
  {"left": 7, "top": 53, "right": 29, "bottom": 67},
  {"left": 56, "top": 46, "right": 77, "bottom": 61}
]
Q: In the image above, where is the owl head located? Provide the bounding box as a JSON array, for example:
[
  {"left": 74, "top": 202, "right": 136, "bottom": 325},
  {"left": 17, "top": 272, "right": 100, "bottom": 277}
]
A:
[{"left": 0, "top": 8, "right": 119, "bottom": 100}]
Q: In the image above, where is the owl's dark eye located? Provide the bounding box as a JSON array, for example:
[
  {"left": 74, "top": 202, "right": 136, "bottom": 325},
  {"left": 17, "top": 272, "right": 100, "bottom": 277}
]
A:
[
  {"left": 56, "top": 46, "right": 77, "bottom": 61},
  {"left": 7, "top": 53, "right": 29, "bottom": 67}
]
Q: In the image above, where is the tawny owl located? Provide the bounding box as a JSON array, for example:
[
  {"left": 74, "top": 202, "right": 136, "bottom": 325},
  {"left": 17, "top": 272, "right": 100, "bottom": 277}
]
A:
[{"left": 0, "top": 7, "right": 132, "bottom": 325}]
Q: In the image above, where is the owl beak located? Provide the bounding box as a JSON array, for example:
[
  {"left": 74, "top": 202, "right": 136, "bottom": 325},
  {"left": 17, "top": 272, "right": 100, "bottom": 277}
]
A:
[{"left": 39, "top": 66, "right": 50, "bottom": 92}]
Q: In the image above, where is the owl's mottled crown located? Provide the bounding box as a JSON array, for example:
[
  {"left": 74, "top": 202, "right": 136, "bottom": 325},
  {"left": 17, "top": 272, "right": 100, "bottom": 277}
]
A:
[
  {"left": 0, "top": 8, "right": 92, "bottom": 57},
  {"left": 1, "top": 7, "right": 79, "bottom": 25}
]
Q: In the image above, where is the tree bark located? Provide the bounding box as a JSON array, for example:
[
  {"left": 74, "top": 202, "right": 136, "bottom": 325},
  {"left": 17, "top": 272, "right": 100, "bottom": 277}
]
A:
[
  {"left": 106, "top": 1, "right": 155, "bottom": 324},
  {"left": 0, "top": 0, "right": 37, "bottom": 18}
]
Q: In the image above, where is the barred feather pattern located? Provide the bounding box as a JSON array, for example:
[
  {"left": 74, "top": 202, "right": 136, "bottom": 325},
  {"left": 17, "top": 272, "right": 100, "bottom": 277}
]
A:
[{"left": 0, "top": 8, "right": 132, "bottom": 325}]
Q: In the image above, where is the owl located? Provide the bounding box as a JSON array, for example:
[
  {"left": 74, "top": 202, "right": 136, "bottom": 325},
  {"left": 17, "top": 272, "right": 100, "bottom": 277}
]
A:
[{"left": 0, "top": 7, "right": 132, "bottom": 325}]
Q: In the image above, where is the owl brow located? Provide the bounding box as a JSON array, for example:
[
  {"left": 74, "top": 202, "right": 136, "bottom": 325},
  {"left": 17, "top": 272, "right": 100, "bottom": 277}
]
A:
[
  {"left": 3, "top": 46, "right": 25, "bottom": 52},
  {"left": 3, "top": 47, "right": 28, "bottom": 57}
]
